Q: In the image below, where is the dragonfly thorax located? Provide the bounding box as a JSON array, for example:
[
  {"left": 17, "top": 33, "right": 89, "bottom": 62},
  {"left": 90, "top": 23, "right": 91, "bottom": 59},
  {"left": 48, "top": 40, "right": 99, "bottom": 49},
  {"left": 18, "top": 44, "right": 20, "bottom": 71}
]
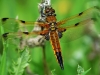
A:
[{"left": 49, "top": 22, "right": 57, "bottom": 31}]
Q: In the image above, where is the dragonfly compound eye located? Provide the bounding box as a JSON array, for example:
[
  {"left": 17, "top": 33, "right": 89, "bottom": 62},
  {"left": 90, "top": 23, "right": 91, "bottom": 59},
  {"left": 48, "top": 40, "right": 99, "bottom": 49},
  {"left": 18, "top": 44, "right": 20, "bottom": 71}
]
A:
[{"left": 45, "top": 8, "right": 50, "bottom": 13}]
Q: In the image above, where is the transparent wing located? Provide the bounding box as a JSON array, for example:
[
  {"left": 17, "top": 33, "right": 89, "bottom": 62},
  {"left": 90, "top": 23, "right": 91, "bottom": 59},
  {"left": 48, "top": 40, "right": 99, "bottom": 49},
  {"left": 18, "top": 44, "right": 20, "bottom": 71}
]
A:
[
  {"left": 0, "top": 18, "right": 46, "bottom": 45},
  {"left": 59, "top": 19, "right": 95, "bottom": 43},
  {"left": 57, "top": 6, "right": 100, "bottom": 27},
  {"left": 2, "top": 31, "right": 41, "bottom": 40},
  {"left": 2, "top": 31, "right": 45, "bottom": 49},
  {"left": 1, "top": 18, "right": 46, "bottom": 33}
]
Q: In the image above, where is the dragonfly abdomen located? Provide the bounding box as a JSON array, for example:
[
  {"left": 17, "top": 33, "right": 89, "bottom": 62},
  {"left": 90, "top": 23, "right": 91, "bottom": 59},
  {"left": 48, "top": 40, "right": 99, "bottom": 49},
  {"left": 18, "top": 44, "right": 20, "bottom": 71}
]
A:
[{"left": 50, "top": 31, "right": 64, "bottom": 70}]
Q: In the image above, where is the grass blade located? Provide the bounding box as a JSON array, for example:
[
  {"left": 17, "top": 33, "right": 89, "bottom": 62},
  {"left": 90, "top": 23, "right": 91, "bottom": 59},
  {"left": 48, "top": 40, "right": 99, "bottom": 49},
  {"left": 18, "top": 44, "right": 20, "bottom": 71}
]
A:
[
  {"left": 10, "top": 48, "right": 30, "bottom": 75},
  {"left": 0, "top": 49, "right": 7, "bottom": 75}
]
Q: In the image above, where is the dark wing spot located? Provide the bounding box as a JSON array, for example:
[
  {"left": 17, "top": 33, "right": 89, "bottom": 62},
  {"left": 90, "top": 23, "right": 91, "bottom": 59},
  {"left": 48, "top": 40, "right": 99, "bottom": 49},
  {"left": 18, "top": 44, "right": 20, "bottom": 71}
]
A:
[
  {"left": 20, "top": 20, "right": 25, "bottom": 23},
  {"left": 23, "top": 32, "right": 29, "bottom": 35},
  {"left": 75, "top": 23, "right": 79, "bottom": 26},
  {"left": 2, "top": 33, "right": 9, "bottom": 37},
  {"left": 79, "top": 12, "right": 83, "bottom": 16},
  {"left": 2, "top": 18, "right": 9, "bottom": 22}
]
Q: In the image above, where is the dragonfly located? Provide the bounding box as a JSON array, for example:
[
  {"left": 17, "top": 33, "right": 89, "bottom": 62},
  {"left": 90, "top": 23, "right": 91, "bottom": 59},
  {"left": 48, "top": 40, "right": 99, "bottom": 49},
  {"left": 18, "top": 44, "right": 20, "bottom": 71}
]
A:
[{"left": 1, "top": 6, "right": 100, "bottom": 70}]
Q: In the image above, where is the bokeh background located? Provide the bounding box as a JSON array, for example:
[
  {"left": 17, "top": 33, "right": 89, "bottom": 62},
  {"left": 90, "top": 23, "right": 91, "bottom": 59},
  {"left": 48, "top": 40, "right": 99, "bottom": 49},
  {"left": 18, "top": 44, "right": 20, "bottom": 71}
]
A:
[{"left": 0, "top": 0, "right": 100, "bottom": 75}]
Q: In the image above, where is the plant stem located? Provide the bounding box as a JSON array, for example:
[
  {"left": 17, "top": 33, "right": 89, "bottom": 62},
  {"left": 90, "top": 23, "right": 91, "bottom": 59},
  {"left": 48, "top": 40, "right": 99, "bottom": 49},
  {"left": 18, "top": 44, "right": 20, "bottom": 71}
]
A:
[{"left": 42, "top": 46, "right": 51, "bottom": 75}]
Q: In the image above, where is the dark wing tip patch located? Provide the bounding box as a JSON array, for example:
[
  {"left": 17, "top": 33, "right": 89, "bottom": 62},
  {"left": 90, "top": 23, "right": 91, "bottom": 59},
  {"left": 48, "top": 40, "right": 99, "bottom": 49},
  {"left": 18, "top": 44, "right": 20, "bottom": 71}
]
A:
[
  {"left": 2, "top": 33, "right": 9, "bottom": 37},
  {"left": 1, "top": 18, "right": 9, "bottom": 22}
]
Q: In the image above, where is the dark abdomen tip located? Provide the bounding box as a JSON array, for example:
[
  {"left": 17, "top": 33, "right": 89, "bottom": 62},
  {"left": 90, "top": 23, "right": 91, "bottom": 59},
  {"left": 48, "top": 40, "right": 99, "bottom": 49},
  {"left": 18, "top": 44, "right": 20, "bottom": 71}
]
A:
[
  {"left": 60, "top": 64, "right": 64, "bottom": 70},
  {"left": 55, "top": 52, "right": 64, "bottom": 70}
]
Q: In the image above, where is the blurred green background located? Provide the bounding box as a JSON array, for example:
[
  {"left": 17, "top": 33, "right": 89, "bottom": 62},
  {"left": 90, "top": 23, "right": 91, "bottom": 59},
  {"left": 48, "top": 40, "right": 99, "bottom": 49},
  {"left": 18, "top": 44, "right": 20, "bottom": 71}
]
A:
[{"left": 0, "top": 0, "right": 100, "bottom": 75}]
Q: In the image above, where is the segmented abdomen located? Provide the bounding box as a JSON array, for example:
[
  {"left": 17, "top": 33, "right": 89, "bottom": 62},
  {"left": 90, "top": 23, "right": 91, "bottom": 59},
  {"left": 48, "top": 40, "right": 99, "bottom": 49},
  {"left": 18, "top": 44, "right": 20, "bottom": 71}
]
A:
[{"left": 50, "top": 31, "right": 64, "bottom": 70}]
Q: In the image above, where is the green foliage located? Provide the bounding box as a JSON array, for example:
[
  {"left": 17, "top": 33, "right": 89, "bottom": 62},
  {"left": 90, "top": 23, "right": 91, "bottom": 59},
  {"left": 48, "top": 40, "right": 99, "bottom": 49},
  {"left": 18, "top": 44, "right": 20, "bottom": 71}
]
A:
[
  {"left": 9, "top": 49, "right": 30, "bottom": 75},
  {"left": 51, "top": 69, "right": 56, "bottom": 75},
  {"left": 0, "top": 49, "right": 7, "bottom": 75},
  {"left": 77, "top": 65, "right": 91, "bottom": 75},
  {"left": 0, "top": 0, "right": 100, "bottom": 75}
]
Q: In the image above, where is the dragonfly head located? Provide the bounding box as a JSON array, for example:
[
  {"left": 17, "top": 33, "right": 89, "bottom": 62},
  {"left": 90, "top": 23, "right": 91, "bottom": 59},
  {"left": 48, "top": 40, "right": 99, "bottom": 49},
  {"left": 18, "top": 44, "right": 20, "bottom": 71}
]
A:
[{"left": 45, "top": 6, "right": 56, "bottom": 16}]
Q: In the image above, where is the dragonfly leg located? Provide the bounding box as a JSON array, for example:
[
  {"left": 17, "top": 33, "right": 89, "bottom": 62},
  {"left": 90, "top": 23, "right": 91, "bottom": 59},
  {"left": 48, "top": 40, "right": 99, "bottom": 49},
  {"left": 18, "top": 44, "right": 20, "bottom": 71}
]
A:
[{"left": 57, "top": 28, "right": 66, "bottom": 38}]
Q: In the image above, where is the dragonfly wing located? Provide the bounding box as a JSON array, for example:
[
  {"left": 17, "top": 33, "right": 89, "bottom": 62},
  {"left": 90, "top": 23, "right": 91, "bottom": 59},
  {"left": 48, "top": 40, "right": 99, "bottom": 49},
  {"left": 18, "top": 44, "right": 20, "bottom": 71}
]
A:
[
  {"left": 1, "top": 18, "right": 46, "bottom": 33},
  {"left": 1, "top": 18, "right": 19, "bottom": 32},
  {"left": 57, "top": 6, "right": 100, "bottom": 27},
  {"left": 0, "top": 18, "right": 45, "bottom": 44},
  {"left": 2, "top": 31, "right": 45, "bottom": 49},
  {"left": 2, "top": 31, "right": 41, "bottom": 40},
  {"left": 59, "top": 19, "right": 95, "bottom": 43}
]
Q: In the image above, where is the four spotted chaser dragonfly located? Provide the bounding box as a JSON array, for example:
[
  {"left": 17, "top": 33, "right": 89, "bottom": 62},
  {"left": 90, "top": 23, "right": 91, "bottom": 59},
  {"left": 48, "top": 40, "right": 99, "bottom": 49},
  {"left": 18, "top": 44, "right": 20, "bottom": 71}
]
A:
[{"left": 1, "top": 5, "right": 100, "bottom": 70}]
